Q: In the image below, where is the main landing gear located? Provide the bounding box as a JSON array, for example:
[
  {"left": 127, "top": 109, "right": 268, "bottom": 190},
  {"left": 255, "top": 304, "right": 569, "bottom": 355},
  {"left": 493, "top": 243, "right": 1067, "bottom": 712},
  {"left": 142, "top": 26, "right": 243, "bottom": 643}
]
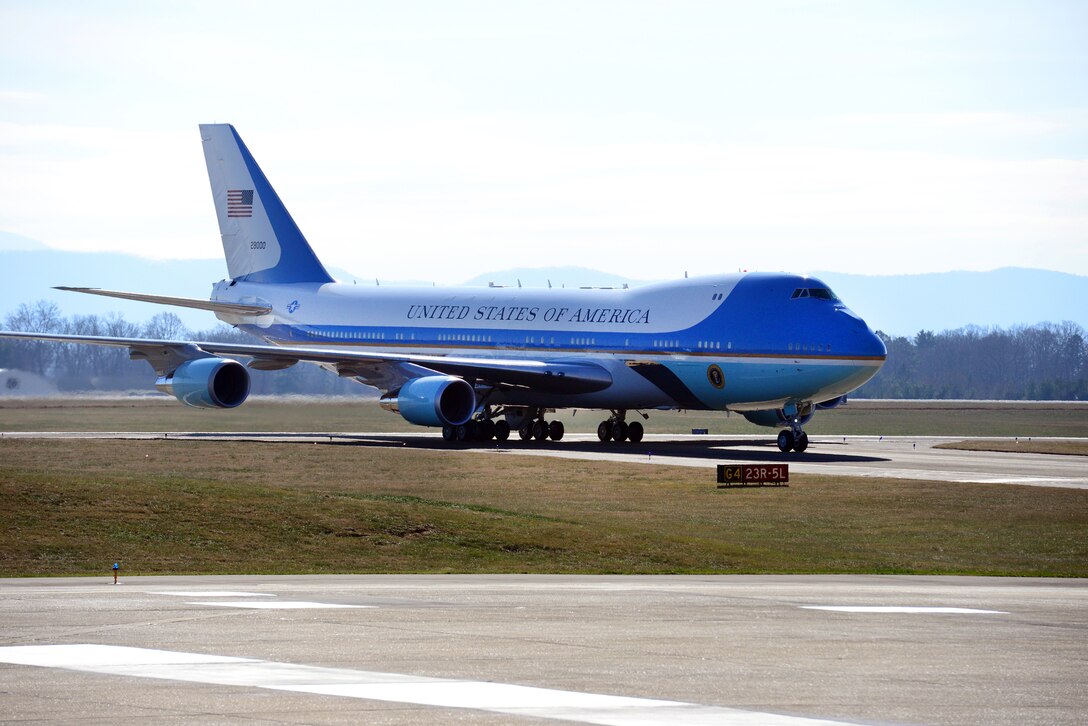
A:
[
  {"left": 596, "top": 410, "right": 645, "bottom": 444},
  {"left": 517, "top": 417, "right": 565, "bottom": 442},
  {"left": 441, "top": 407, "right": 564, "bottom": 443}
]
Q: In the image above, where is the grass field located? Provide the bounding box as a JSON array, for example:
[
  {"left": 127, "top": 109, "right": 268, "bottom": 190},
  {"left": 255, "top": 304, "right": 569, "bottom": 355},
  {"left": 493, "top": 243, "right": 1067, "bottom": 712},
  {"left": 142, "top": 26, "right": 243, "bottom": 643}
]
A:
[
  {"left": 2, "top": 396, "right": 1087, "bottom": 437},
  {"left": 2, "top": 435, "right": 1085, "bottom": 578}
]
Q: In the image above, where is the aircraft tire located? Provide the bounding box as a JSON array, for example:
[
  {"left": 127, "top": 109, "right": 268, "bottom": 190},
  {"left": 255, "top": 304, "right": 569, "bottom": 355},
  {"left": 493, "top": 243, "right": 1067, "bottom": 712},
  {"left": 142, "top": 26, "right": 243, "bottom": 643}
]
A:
[
  {"left": 597, "top": 421, "right": 612, "bottom": 442},
  {"left": 478, "top": 419, "right": 496, "bottom": 441},
  {"left": 532, "top": 419, "right": 549, "bottom": 441},
  {"left": 494, "top": 420, "right": 510, "bottom": 441},
  {"left": 518, "top": 423, "right": 533, "bottom": 441},
  {"left": 548, "top": 420, "right": 565, "bottom": 441},
  {"left": 627, "top": 421, "right": 644, "bottom": 443},
  {"left": 794, "top": 432, "right": 809, "bottom": 452},
  {"left": 442, "top": 425, "right": 456, "bottom": 442},
  {"left": 777, "top": 429, "right": 795, "bottom": 453},
  {"left": 612, "top": 420, "right": 628, "bottom": 442}
]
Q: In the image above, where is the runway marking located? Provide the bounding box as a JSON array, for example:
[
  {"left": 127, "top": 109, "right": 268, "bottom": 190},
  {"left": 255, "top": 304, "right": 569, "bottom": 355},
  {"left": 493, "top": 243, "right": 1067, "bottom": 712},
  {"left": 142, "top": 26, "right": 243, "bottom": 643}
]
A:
[
  {"left": 0, "top": 644, "right": 859, "bottom": 725},
  {"left": 152, "top": 591, "right": 276, "bottom": 597},
  {"left": 189, "top": 600, "right": 374, "bottom": 609},
  {"left": 802, "top": 606, "right": 1008, "bottom": 614}
]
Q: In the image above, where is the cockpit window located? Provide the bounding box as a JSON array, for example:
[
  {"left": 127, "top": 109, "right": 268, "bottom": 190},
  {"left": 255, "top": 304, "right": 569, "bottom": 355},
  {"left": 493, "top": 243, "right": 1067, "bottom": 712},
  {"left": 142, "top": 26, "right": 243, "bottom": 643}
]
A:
[{"left": 791, "top": 287, "right": 840, "bottom": 301}]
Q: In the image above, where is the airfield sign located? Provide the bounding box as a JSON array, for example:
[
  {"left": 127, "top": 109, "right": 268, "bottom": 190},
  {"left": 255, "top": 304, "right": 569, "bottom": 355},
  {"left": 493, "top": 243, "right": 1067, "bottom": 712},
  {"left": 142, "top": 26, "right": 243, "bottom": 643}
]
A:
[{"left": 716, "top": 464, "right": 789, "bottom": 488}]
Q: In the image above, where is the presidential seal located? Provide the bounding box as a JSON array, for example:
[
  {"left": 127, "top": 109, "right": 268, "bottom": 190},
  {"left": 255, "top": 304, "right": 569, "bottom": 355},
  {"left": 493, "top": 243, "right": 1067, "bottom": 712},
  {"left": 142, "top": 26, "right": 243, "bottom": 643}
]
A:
[{"left": 707, "top": 364, "right": 725, "bottom": 389}]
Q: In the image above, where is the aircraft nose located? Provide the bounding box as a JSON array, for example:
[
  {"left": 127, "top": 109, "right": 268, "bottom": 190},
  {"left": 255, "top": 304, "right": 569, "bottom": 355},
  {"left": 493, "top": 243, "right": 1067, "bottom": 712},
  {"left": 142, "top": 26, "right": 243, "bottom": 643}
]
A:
[
  {"left": 864, "top": 327, "right": 887, "bottom": 358},
  {"left": 837, "top": 308, "right": 887, "bottom": 359}
]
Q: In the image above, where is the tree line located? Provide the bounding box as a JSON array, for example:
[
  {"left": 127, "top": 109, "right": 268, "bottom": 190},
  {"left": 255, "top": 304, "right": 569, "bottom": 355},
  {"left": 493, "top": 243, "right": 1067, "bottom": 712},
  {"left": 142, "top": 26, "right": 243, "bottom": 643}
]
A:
[
  {"left": 2, "top": 300, "right": 1086, "bottom": 400},
  {"left": 858, "top": 323, "right": 1087, "bottom": 400}
]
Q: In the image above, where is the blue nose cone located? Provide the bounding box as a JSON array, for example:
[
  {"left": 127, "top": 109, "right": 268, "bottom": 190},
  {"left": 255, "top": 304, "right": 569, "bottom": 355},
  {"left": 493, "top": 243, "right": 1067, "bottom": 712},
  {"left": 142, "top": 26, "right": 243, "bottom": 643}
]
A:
[
  {"left": 867, "top": 328, "right": 888, "bottom": 359},
  {"left": 837, "top": 307, "right": 887, "bottom": 360}
]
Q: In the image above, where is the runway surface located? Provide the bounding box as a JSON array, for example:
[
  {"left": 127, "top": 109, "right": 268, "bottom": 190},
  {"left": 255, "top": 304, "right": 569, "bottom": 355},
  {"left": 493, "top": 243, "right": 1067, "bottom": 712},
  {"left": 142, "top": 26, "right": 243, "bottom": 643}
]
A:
[
  {"left": 2, "top": 575, "right": 1085, "bottom": 725},
  {"left": 5, "top": 430, "right": 1087, "bottom": 489}
]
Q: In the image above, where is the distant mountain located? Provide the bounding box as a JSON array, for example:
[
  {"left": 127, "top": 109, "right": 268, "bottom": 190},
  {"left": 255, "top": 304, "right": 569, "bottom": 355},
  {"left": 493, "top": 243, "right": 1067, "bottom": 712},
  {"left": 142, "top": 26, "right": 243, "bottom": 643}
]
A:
[
  {"left": 461, "top": 265, "right": 1088, "bottom": 335},
  {"left": 0, "top": 231, "right": 47, "bottom": 251},
  {"left": 1, "top": 244, "right": 357, "bottom": 331},
  {"left": 3, "top": 239, "right": 1085, "bottom": 336},
  {"left": 813, "top": 268, "right": 1088, "bottom": 337},
  {"left": 2, "top": 249, "right": 227, "bottom": 330}
]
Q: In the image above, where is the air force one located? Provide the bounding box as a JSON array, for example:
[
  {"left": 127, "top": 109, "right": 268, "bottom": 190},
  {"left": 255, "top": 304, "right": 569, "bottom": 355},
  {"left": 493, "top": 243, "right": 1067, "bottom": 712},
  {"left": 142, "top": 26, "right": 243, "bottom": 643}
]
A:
[{"left": 0, "top": 124, "right": 886, "bottom": 452}]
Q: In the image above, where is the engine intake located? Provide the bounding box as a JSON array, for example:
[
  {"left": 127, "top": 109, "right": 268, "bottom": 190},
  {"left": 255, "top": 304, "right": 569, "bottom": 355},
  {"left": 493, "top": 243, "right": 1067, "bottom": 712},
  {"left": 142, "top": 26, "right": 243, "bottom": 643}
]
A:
[
  {"left": 380, "top": 376, "right": 476, "bottom": 427},
  {"left": 156, "top": 357, "right": 251, "bottom": 409}
]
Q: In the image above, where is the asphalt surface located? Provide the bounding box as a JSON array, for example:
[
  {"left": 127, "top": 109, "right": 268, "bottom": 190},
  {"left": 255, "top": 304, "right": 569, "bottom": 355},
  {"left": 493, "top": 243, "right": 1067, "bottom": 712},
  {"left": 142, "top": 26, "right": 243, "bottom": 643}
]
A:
[
  {"left": 2, "top": 575, "right": 1086, "bottom": 725},
  {"left": 5, "top": 430, "right": 1087, "bottom": 489}
]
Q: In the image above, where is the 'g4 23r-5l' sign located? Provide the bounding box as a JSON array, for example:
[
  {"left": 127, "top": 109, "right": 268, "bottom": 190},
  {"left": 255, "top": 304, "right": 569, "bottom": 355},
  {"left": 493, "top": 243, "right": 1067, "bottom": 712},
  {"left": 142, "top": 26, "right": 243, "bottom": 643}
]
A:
[{"left": 716, "top": 464, "right": 789, "bottom": 488}]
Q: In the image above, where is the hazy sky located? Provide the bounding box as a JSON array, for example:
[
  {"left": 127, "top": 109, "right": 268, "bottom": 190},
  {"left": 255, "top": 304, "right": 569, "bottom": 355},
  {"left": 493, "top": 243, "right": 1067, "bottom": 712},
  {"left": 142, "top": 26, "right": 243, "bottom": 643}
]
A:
[{"left": 2, "top": 0, "right": 1086, "bottom": 284}]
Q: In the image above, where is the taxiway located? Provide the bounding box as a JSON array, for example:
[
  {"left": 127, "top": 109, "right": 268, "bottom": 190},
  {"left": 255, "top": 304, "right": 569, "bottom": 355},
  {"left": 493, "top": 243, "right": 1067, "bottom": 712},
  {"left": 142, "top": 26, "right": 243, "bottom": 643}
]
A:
[{"left": 2, "top": 575, "right": 1085, "bottom": 725}]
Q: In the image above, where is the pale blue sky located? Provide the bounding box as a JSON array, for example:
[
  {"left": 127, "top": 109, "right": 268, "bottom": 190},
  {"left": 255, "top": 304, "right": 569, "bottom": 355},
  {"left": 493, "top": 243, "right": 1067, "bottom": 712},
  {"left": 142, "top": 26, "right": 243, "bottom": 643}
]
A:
[{"left": 2, "top": 0, "right": 1085, "bottom": 283}]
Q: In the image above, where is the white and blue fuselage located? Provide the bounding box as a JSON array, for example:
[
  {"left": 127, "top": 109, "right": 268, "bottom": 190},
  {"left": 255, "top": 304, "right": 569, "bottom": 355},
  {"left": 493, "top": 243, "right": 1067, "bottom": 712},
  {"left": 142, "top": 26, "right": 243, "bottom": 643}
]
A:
[
  {"left": 214, "top": 271, "right": 885, "bottom": 414},
  {"left": 0, "top": 124, "right": 887, "bottom": 452}
]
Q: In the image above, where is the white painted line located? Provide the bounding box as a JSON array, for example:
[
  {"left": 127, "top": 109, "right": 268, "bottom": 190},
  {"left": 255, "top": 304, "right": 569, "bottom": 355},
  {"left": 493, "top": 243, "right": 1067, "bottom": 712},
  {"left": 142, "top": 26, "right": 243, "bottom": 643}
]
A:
[
  {"left": 802, "top": 606, "right": 1008, "bottom": 614},
  {"left": 151, "top": 591, "right": 276, "bottom": 598},
  {"left": 189, "top": 600, "right": 374, "bottom": 609},
  {"left": 0, "top": 644, "right": 858, "bottom": 725}
]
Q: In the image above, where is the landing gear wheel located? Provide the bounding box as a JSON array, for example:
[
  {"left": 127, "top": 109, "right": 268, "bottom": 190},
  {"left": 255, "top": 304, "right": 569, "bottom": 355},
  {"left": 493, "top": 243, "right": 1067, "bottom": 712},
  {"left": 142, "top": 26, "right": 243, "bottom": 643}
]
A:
[
  {"left": 548, "top": 420, "right": 565, "bottom": 441},
  {"left": 777, "top": 429, "right": 795, "bottom": 453},
  {"left": 597, "top": 421, "right": 613, "bottom": 442},
  {"left": 518, "top": 423, "right": 533, "bottom": 441},
  {"left": 494, "top": 420, "right": 510, "bottom": 442},
  {"left": 612, "top": 420, "right": 629, "bottom": 442},
  {"left": 532, "top": 419, "right": 549, "bottom": 441},
  {"left": 478, "top": 419, "right": 496, "bottom": 441},
  {"left": 627, "top": 421, "right": 644, "bottom": 443},
  {"left": 456, "top": 423, "right": 472, "bottom": 442},
  {"left": 794, "top": 432, "right": 809, "bottom": 453},
  {"left": 442, "top": 425, "right": 456, "bottom": 442}
]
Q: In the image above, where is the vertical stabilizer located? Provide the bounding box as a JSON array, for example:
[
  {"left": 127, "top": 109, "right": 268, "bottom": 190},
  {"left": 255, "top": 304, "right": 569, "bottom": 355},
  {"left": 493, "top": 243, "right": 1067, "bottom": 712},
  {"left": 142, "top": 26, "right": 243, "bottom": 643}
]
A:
[{"left": 200, "top": 124, "right": 333, "bottom": 284}]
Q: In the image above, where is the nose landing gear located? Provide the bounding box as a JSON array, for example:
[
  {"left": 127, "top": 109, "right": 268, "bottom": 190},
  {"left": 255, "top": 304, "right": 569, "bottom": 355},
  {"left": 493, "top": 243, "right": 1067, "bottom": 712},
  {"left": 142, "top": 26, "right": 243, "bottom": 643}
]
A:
[{"left": 776, "top": 416, "right": 810, "bottom": 453}]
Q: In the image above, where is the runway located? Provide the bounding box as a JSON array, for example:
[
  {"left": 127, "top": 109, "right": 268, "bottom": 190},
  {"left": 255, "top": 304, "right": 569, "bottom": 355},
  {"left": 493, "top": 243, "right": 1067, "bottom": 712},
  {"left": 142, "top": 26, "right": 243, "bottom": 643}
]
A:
[
  {"left": 5, "top": 430, "right": 1087, "bottom": 489},
  {"left": 2, "top": 575, "right": 1084, "bottom": 725}
]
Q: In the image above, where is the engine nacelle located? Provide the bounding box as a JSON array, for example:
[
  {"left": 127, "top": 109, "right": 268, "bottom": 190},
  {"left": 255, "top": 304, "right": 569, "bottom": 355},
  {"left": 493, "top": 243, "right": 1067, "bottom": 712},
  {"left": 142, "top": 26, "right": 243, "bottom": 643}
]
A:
[
  {"left": 817, "top": 395, "right": 847, "bottom": 410},
  {"left": 741, "top": 407, "right": 814, "bottom": 429},
  {"left": 380, "top": 375, "right": 476, "bottom": 427},
  {"left": 155, "top": 357, "right": 251, "bottom": 409}
]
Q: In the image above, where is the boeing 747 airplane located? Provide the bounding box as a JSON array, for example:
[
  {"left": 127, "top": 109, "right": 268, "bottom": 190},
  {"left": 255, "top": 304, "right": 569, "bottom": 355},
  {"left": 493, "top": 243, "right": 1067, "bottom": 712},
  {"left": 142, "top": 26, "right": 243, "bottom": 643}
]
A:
[{"left": 0, "top": 124, "right": 886, "bottom": 452}]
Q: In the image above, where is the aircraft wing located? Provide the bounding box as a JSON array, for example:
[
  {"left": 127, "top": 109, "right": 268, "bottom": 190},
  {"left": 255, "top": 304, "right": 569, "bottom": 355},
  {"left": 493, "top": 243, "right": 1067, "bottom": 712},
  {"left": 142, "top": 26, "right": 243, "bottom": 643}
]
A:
[{"left": 0, "top": 331, "right": 613, "bottom": 394}]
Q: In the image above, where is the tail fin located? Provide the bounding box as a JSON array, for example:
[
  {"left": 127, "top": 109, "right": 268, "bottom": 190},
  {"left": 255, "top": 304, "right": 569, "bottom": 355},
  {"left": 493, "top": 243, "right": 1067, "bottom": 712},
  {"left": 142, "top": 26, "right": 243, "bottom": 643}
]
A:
[{"left": 200, "top": 124, "right": 333, "bottom": 284}]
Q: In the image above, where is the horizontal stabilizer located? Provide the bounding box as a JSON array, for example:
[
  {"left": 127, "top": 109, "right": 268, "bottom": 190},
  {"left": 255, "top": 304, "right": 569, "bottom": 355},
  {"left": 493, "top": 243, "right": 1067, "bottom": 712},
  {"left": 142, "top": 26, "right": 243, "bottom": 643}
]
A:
[{"left": 54, "top": 287, "right": 272, "bottom": 316}]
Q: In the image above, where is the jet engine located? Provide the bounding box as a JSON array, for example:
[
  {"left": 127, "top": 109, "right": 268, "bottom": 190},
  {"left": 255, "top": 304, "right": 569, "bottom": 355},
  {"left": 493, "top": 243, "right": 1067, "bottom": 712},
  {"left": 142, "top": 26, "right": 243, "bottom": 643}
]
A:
[
  {"left": 155, "top": 357, "right": 251, "bottom": 409},
  {"left": 380, "top": 375, "right": 476, "bottom": 427}
]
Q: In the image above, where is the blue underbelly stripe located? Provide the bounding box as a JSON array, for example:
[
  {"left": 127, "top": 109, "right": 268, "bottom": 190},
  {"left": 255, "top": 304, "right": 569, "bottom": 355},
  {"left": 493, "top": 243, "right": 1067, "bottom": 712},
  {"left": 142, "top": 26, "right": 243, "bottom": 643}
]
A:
[{"left": 627, "top": 362, "right": 706, "bottom": 409}]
